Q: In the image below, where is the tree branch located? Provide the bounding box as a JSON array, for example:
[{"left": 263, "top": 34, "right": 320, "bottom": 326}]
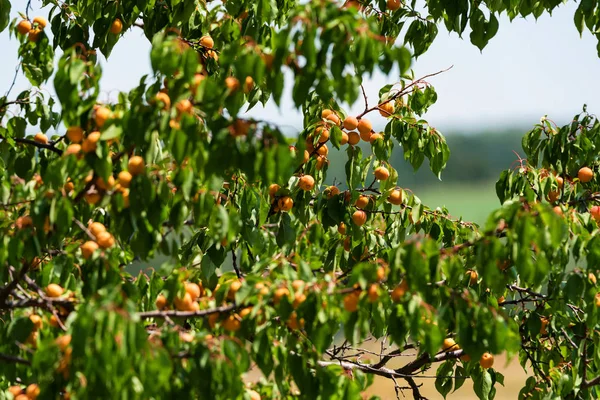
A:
[
  {"left": 138, "top": 303, "right": 237, "bottom": 319},
  {"left": 0, "top": 352, "right": 31, "bottom": 365}
]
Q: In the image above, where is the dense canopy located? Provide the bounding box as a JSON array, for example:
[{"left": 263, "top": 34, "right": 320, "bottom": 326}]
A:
[{"left": 1, "top": 0, "right": 600, "bottom": 399}]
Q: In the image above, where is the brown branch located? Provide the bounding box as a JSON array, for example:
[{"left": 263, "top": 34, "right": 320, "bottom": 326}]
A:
[
  {"left": 138, "top": 303, "right": 237, "bottom": 319},
  {"left": 0, "top": 135, "right": 64, "bottom": 155},
  {"left": 0, "top": 352, "right": 31, "bottom": 365},
  {"left": 395, "top": 349, "right": 464, "bottom": 375},
  {"left": 0, "top": 262, "right": 34, "bottom": 307},
  {"left": 73, "top": 218, "right": 96, "bottom": 240},
  {"left": 2, "top": 296, "right": 76, "bottom": 310},
  {"left": 356, "top": 66, "right": 453, "bottom": 119}
]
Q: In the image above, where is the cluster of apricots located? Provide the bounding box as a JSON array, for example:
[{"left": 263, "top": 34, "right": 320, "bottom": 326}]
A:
[
  {"left": 79, "top": 221, "right": 116, "bottom": 259},
  {"left": 7, "top": 383, "right": 40, "bottom": 400},
  {"left": 16, "top": 16, "right": 47, "bottom": 42},
  {"left": 342, "top": 267, "right": 386, "bottom": 312},
  {"left": 156, "top": 282, "right": 205, "bottom": 312},
  {"left": 543, "top": 167, "right": 596, "bottom": 217}
]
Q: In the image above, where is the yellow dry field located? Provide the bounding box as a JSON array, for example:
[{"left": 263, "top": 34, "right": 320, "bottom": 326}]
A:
[{"left": 362, "top": 348, "right": 529, "bottom": 399}]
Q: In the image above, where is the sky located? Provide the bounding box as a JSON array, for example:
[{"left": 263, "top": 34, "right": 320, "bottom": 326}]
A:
[{"left": 1, "top": 1, "right": 599, "bottom": 135}]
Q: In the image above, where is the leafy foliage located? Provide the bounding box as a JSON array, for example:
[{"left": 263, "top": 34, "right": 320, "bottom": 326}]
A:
[{"left": 1, "top": 1, "right": 600, "bottom": 399}]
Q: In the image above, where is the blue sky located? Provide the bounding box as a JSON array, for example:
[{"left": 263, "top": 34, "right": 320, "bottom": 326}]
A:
[{"left": 1, "top": 2, "right": 599, "bottom": 135}]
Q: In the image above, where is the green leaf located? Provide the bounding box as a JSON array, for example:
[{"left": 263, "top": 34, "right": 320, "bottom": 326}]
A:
[
  {"left": 435, "top": 361, "right": 454, "bottom": 398},
  {"left": 276, "top": 213, "right": 296, "bottom": 248},
  {"left": 0, "top": 0, "right": 10, "bottom": 33}
]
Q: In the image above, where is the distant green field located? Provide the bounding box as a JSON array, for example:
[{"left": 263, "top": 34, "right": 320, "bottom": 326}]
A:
[{"left": 412, "top": 181, "right": 501, "bottom": 226}]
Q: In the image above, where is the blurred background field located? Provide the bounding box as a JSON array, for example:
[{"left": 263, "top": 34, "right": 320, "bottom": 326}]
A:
[{"left": 324, "top": 128, "right": 524, "bottom": 226}]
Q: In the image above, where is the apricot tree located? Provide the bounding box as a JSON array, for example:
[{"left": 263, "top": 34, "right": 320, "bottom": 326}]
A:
[{"left": 1, "top": 0, "right": 600, "bottom": 399}]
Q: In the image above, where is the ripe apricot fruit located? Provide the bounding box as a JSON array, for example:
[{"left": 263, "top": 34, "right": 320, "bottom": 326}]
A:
[
  {"left": 33, "top": 16, "right": 47, "bottom": 28},
  {"left": 174, "top": 292, "right": 194, "bottom": 311},
  {"left": 442, "top": 338, "right": 458, "bottom": 351},
  {"left": 96, "top": 231, "right": 115, "bottom": 249},
  {"left": 479, "top": 352, "right": 494, "bottom": 369},
  {"left": 26, "top": 384, "right": 40, "bottom": 399},
  {"left": 287, "top": 311, "right": 304, "bottom": 329},
  {"left": 338, "top": 222, "right": 346, "bottom": 235},
  {"left": 268, "top": 183, "right": 280, "bottom": 197},
  {"left": 367, "top": 284, "right": 379, "bottom": 302},
  {"left": 96, "top": 175, "right": 115, "bottom": 190},
  {"left": 316, "top": 155, "right": 327, "bottom": 170},
  {"left": 46, "top": 284, "right": 64, "bottom": 298},
  {"left": 326, "top": 186, "right": 341, "bottom": 199},
  {"left": 340, "top": 131, "right": 349, "bottom": 145},
  {"left": 28, "top": 29, "right": 42, "bottom": 42},
  {"left": 273, "top": 287, "right": 290, "bottom": 305},
  {"left": 379, "top": 101, "right": 395, "bottom": 117},
  {"left": 110, "top": 19, "right": 123, "bottom": 34},
  {"left": 185, "top": 282, "right": 202, "bottom": 299},
  {"left": 118, "top": 171, "right": 132, "bottom": 188},
  {"left": 89, "top": 222, "right": 106, "bottom": 237},
  {"left": 540, "top": 317, "right": 549, "bottom": 335},
  {"left": 369, "top": 133, "right": 383, "bottom": 142},
  {"left": 94, "top": 106, "right": 111, "bottom": 128},
  {"left": 225, "top": 77, "right": 240, "bottom": 91},
  {"left": 316, "top": 144, "right": 329, "bottom": 156},
  {"left": 359, "top": 129, "right": 371, "bottom": 142},
  {"left": 34, "top": 133, "right": 48, "bottom": 144},
  {"left": 29, "top": 314, "right": 43, "bottom": 330},
  {"left": 65, "top": 144, "right": 81, "bottom": 156},
  {"left": 128, "top": 156, "right": 145, "bottom": 176},
  {"left": 200, "top": 35, "right": 214, "bottom": 48},
  {"left": 244, "top": 76, "right": 255, "bottom": 93},
  {"left": 343, "top": 292, "right": 360, "bottom": 312},
  {"left": 81, "top": 241, "right": 99, "bottom": 259},
  {"left": 321, "top": 109, "right": 334, "bottom": 119},
  {"left": 467, "top": 270, "right": 478, "bottom": 285},
  {"left": 223, "top": 315, "right": 241, "bottom": 331},
  {"left": 155, "top": 294, "right": 167, "bottom": 310},
  {"left": 278, "top": 196, "right": 293, "bottom": 212},
  {"left": 17, "top": 20, "right": 32, "bottom": 35},
  {"left": 8, "top": 386, "right": 22, "bottom": 396},
  {"left": 391, "top": 280, "right": 408, "bottom": 302},
  {"left": 227, "top": 280, "right": 242, "bottom": 301},
  {"left": 352, "top": 210, "right": 367, "bottom": 226},
  {"left": 293, "top": 292, "right": 307, "bottom": 308},
  {"left": 374, "top": 166, "right": 390, "bottom": 180},
  {"left": 155, "top": 92, "right": 171, "bottom": 109},
  {"left": 357, "top": 118, "right": 372, "bottom": 135},
  {"left": 316, "top": 126, "right": 330, "bottom": 143},
  {"left": 176, "top": 99, "right": 193, "bottom": 115},
  {"left": 15, "top": 215, "right": 33, "bottom": 229},
  {"left": 348, "top": 131, "right": 360, "bottom": 145},
  {"left": 387, "top": 189, "right": 403, "bottom": 205},
  {"left": 553, "top": 206, "right": 563, "bottom": 216},
  {"left": 578, "top": 166, "right": 594, "bottom": 183},
  {"left": 299, "top": 175, "right": 315, "bottom": 191},
  {"left": 355, "top": 195, "right": 369, "bottom": 209},
  {"left": 591, "top": 205, "right": 600, "bottom": 222},
  {"left": 325, "top": 113, "right": 340, "bottom": 126},
  {"left": 66, "top": 126, "right": 83, "bottom": 143},
  {"left": 343, "top": 116, "right": 358, "bottom": 130},
  {"left": 386, "top": 0, "right": 402, "bottom": 11},
  {"left": 82, "top": 131, "right": 100, "bottom": 153}
]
